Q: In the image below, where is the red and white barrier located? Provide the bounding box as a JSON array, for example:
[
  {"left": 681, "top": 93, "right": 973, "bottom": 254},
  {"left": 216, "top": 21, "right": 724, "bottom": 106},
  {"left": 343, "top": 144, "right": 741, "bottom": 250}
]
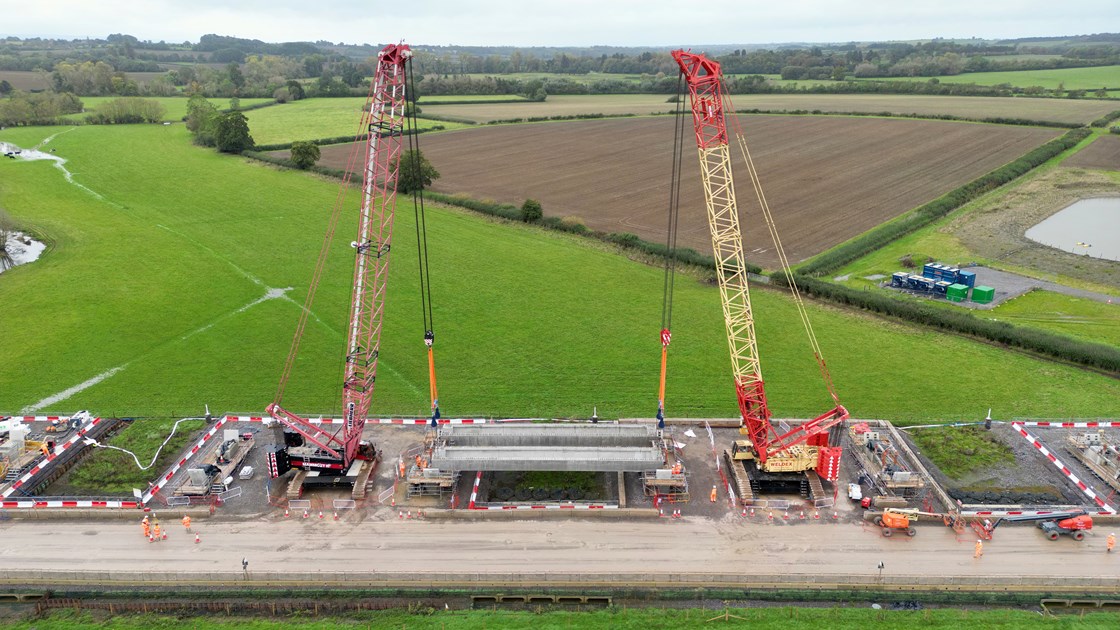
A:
[
  {"left": 469, "top": 503, "right": 619, "bottom": 511},
  {"left": 1, "top": 500, "right": 139, "bottom": 509},
  {"left": 222, "top": 415, "right": 538, "bottom": 425},
  {"left": 142, "top": 416, "right": 232, "bottom": 504},
  {"left": 963, "top": 509, "right": 1115, "bottom": 517},
  {"left": 1010, "top": 422, "right": 1117, "bottom": 515},
  {"left": 2, "top": 416, "right": 105, "bottom": 499},
  {"left": 467, "top": 471, "right": 482, "bottom": 509}
]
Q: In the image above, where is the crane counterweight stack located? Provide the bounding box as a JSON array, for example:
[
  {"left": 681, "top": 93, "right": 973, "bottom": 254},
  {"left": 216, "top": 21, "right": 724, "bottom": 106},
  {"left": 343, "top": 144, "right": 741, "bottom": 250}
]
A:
[
  {"left": 671, "top": 50, "right": 848, "bottom": 492},
  {"left": 265, "top": 43, "right": 415, "bottom": 499}
]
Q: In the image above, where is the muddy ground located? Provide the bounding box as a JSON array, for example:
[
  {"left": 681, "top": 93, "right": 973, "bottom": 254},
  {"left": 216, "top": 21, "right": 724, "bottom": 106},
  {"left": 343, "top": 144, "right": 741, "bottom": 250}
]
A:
[
  {"left": 310, "top": 116, "right": 1059, "bottom": 269},
  {"left": 946, "top": 167, "right": 1120, "bottom": 290}
]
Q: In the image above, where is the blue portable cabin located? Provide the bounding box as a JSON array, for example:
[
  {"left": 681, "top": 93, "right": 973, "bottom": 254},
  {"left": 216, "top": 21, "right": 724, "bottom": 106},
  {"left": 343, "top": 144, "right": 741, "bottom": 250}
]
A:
[
  {"left": 907, "top": 275, "right": 925, "bottom": 289},
  {"left": 934, "top": 280, "right": 952, "bottom": 295},
  {"left": 891, "top": 271, "right": 910, "bottom": 287},
  {"left": 922, "top": 263, "right": 938, "bottom": 279},
  {"left": 915, "top": 277, "right": 935, "bottom": 292},
  {"left": 957, "top": 269, "right": 976, "bottom": 288}
]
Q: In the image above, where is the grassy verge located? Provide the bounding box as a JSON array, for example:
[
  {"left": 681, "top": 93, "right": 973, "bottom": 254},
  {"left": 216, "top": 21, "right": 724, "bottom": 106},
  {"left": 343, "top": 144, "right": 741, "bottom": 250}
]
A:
[
  {"left": 908, "top": 426, "right": 1015, "bottom": 479},
  {"left": 8, "top": 607, "right": 1119, "bottom": 629},
  {"left": 990, "top": 291, "right": 1120, "bottom": 347},
  {"left": 61, "top": 418, "right": 206, "bottom": 495}
]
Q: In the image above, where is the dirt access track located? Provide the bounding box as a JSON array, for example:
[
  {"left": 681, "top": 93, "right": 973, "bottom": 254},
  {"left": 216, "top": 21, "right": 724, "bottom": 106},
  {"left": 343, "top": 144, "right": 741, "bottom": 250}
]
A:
[{"left": 317, "top": 116, "right": 1059, "bottom": 269}]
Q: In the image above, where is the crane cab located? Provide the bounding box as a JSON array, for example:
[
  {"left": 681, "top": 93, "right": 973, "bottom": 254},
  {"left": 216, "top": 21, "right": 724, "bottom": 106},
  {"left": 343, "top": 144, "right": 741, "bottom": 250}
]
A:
[{"left": 731, "top": 440, "right": 755, "bottom": 460}]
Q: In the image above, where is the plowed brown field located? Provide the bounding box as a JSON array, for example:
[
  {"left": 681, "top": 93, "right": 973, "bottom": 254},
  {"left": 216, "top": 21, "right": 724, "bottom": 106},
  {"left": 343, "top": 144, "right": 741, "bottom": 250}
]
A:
[
  {"left": 314, "top": 116, "right": 1061, "bottom": 267},
  {"left": 1064, "top": 134, "right": 1120, "bottom": 170}
]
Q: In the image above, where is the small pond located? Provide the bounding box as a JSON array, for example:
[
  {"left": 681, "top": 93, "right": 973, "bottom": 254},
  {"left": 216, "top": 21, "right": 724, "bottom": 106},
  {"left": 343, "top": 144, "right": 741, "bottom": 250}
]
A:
[
  {"left": 1024, "top": 197, "right": 1120, "bottom": 262},
  {"left": 0, "top": 231, "right": 46, "bottom": 274}
]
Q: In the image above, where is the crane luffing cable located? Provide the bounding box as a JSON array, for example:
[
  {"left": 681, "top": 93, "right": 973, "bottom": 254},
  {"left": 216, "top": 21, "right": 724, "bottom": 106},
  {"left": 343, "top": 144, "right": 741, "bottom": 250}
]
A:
[
  {"left": 671, "top": 49, "right": 846, "bottom": 468},
  {"left": 267, "top": 44, "right": 414, "bottom": 470},
  {"left": 272, "top": 65, "right": 381, "bottom": 408},
  {"left": 722, "top": 99, "right": 841, "bottom": 407},
  {"left": 656, "top": 74, "right": 688, "bottom": 427}
]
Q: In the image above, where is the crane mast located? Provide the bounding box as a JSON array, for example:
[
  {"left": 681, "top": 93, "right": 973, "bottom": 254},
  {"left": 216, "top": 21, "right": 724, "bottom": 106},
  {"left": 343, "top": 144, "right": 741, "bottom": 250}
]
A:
[
  {"left": 265, "top": 44, "right": 412, "bottom": 492},
  {"left": 672, "top": 50, "right": 846, "bottom": 479}
]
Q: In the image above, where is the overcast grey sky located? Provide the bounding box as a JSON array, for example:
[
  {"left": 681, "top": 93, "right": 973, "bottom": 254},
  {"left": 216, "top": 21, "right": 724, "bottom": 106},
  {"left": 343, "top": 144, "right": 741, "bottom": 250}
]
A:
[{"left": 4, "top": 0, "right": 1117, "bottom": 46}]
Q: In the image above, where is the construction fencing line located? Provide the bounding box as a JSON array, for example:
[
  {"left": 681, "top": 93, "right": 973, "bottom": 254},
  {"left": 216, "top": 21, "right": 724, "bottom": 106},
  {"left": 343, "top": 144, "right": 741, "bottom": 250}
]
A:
[
  {"left": 1010, "top": 421, "right": 1120, "bottom": 428},
  {"left": 1010, "top": 422, "right": 1117, "bottom": 515},
  {"left": 1, "top": 416, "right": 105, "bottom": 499},
  {"left": 469, "top": 504, "right": 619, "bottom": 511},
  {"left": 221, "top": 415, "right": 535, "bottom": 425},
  {"left": 0, "top": 500, "right": 140, "bottom": 509}
]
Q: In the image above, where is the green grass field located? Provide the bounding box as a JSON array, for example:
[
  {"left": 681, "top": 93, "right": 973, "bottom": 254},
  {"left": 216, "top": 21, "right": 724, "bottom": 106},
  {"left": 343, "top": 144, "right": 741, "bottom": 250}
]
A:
[
  {"left": 865, "top": 65, "right": 1120, "bottom": 91},
  {"left": 62, "top": 97, "right": 276, "bottom": 123},
  {"left": 1, "top": 124, "right": 1119, "bottom": 427},
  {"left": 8, "top": 607, "right": 1120, "bottom": 629},
  {"left": 242, "top": 97, "right": 469, "bottom": 145},
  {"left": 464, "top": 71, "right": 652, "bottom": 84},
  {"left": 990, "top": 290, "right": 1120, "bottom": 347}
]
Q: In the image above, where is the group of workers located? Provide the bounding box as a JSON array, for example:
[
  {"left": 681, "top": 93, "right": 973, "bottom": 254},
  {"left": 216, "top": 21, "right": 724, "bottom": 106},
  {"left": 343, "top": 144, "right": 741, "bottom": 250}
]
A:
[{"left": 140, "top": 514, "right": 192, "bottom": 542}]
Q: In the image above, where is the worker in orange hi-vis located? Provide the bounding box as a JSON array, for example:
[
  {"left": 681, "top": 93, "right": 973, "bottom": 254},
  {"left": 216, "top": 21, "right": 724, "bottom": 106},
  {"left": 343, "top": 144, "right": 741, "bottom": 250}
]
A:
[
  {"left": 974, "top": 539, "right": 983, "bottom": 558},
  {"left": 141, "top": 519, "right": 150, "bottom": 538},
  {"left": 1107, "top": 533, "right": 1116, "bottom": 553},
  {"left": 710, "top": 485, "right": 717, "bottom": 502},
  {"left": 182, "top": 515, "right": 192, "bottom": 532},
  {"left": 152, "top": 522, "right": 161, "bottom": 540}
]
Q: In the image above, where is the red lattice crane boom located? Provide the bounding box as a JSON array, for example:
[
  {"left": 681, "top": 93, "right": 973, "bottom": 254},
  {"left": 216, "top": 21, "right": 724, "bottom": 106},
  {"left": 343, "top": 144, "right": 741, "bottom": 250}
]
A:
[
  {"left": 265, "top": 44, "right": 413, "bottom": 494},
  {"left": 672, "top": 50, "right": 847, "bottom": 479}
]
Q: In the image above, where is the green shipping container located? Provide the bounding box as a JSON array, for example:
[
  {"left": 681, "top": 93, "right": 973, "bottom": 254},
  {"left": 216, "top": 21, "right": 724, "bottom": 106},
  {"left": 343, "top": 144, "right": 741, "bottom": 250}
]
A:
[
  {"left": 946, "top": 283, "right": 969, "bottom": 302},
  {"left": 972, "top": 285, "right": 995, "bottom": 304}
]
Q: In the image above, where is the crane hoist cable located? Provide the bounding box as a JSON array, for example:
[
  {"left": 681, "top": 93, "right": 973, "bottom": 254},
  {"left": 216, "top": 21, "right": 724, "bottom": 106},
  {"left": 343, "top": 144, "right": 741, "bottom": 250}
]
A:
[
  {"left": 722, "top": 100, "right": 841, "bottom": 407},
  {"left": 657, "top": 74, "right": 687, "bottom": 429},
  {"left": 405, "top": 60, "right": 441, "bottom": 424}
]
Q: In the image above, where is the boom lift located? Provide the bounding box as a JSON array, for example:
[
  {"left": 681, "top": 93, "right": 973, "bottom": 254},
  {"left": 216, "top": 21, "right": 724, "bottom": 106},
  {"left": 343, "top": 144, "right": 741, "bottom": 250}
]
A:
[
  {"left": 265, "top": 43, "right": 419, "bottom": 499},
  {"left": 671, "top": 51, "right": 848, "bottom": 500}
]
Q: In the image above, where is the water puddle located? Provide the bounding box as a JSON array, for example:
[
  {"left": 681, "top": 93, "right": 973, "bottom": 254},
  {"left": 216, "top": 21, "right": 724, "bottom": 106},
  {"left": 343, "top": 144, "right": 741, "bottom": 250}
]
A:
[
  {"left": 0, "top": 231, "right": 46, "bottom": 274},
  {"left": 1025, "top": 197, "right": 1120, "bottom": 262}
]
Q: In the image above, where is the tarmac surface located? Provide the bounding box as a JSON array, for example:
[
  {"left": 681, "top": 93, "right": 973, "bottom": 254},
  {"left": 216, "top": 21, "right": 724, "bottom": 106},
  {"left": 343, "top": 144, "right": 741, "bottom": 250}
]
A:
[{"left": 1, "top": 511, "right": 1118, "bottom": 579}]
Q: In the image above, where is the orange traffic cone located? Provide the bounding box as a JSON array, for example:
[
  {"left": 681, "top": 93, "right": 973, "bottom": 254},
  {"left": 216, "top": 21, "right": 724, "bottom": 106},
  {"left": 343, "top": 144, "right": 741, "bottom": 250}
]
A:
[
  {"left": 302, "top": 510, "right": 309, "bottom": 519},
  {"left": 750, "top": 507, "right": 755, "bottom": 517},
  {"left": 149, "top": 535, "right": 154, "bottom": 543},
  {"left": 391, "top": 496, "right": 396, "bottom": 507},
  {"left": 318, "top": 511, "right": 323, "bottom": 519},
  {"left": 814, "top": 511, "right": 821, "bottom": 520},
  {"left": 833, "top": 512, "right": 839, "bottom": 520},
  {"left": 783, "top": 511, "right": 790, "bottom": 520},
  {"left": 398, "top": 510, "right": 403, "bottom": 519},
  {"left": 800, "top": 510, "right": 806, "bottom": 520},
  {"left": 407, "top": 510, "right": 412, "bottom": 519},
  {"left": 195, "top": 534, "right": 200, "bottom": 544},
  {"left": 162, "top": 532, "right": 168, "bottom": 540},
  {"left": 284, "top": 508, "right": 289, "bottom": 518},
  {"left": 768, "top": 511, "right": 773, "bottom": 520},
  {"left": 333, "top": 512, "right": 339, "bottom": 520}
]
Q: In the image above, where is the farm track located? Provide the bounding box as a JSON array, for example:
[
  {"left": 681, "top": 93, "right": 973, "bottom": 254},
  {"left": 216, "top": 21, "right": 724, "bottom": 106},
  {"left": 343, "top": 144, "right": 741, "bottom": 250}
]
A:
[{"left": 316, "top": 116, "right": 1059, "bottom": 268}]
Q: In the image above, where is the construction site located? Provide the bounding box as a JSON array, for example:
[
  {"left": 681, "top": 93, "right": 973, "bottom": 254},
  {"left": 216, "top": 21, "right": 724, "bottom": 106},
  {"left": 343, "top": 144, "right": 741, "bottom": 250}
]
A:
[{"left": 1, "top": 43, "right": 1119, "bottom": 617}]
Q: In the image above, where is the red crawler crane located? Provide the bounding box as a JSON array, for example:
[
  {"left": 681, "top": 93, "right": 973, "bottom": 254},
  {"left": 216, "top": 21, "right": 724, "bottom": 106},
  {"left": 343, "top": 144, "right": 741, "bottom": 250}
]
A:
[
  {"left": 671, "top": 50, "right": 848, "bottom": 495},
  {"left": 265, "top": 44, "right": 415, "bottom": 499}
]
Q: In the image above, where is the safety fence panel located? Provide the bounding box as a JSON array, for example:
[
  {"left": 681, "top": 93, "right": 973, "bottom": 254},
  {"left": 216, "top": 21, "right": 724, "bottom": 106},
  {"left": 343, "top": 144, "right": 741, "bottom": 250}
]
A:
[
  {"left": 288, "top": 499, "right": 311, "bottom": 510},
  {"left": 165, "top": 496, "right": 191, "bottom": 507},
  {"left": 218, "top": 486, "right": 242, "bottom": 502},
  {"left": 333, "top": 499, "right": 357, "bottom": 510}
]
